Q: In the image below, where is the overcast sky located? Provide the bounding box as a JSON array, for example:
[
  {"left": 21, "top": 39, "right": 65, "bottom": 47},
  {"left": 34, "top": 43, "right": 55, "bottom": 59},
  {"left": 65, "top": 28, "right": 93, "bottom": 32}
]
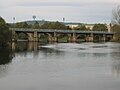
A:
[{"left": 0, "top": 0, "right": 120, "bottom": 23}]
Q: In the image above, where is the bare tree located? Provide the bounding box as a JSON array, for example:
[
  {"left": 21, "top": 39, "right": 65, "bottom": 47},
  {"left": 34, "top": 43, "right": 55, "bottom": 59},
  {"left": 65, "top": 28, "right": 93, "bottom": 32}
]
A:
[
  {"left": 111, "top": 6, "right": 120, "bottom": 42},
  {"left": 112, "top": 6, "right": 120, "bottom": 25}
]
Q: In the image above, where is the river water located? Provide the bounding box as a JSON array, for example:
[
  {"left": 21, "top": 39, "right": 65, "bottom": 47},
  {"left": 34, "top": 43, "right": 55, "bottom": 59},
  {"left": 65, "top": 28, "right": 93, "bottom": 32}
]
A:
[{"left": 0, "top": 42, "right": 120, "bottom": 90}]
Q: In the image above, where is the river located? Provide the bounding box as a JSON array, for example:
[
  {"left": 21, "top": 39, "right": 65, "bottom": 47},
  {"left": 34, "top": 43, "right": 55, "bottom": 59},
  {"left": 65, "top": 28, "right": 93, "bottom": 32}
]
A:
[{"left": 0, "top": 42, "right": 120, "bottom": 90}]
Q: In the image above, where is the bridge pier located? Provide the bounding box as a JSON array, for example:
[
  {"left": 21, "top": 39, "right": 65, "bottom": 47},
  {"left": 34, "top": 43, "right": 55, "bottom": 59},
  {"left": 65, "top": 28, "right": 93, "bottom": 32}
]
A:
[
  {"left": 89, "top": 33, "right": 93, "bottom": 42},
  {"left": 86, "top": 34, "right": 93, "bottom": 42},
  {"left": 68, "top": 34, "right": 72, "bottom": 42},
  {"left": 72, "top": 33, "right": 76, "bottom": 42},
  {"left": 101, "top": 34, "right": 106, "bottom": 42},
  {"left": 12, "top": 31, "right": 16, "bottom": 41},
  {"left": 47, "top": 33, "right": 53, "bottom": 42},
  {"left": 53, "top": 32, "right": 58, "bottom": 42},
  {"left": 34, "top": 31, "right": 38, "bottom": 42},
  {"left": 27, "top": 33, "right": 34, "bottom": 41}
]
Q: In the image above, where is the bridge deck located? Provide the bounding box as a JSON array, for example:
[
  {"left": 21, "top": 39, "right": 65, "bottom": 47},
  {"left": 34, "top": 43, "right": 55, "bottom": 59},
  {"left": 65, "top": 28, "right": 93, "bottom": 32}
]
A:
[{"left": 10, "top": 28, "right": 114, "bottom": 35}]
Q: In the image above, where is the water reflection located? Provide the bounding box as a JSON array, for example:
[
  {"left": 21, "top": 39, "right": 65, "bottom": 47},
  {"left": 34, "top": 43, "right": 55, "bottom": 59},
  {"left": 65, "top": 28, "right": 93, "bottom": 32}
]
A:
[
  {"left": 0, "top": 47, "right": 13, "bottom": 78},
  {"left": 12, "top": 42, "right": 63, "bottom": 54},
  {"left": 12, "top": 42, "right": 44, "bottom": 52},
  {"left": 11, "top": 42, "right": 120, "bottom": 77},
  {"left": 111, "top": 47, "right": 120, "bottom": 77},
  {"left": 112, "top": 59, "right": 120, "bottom": 77},
  {"left": 0, "top": 47, "right": 13, "bottom": 65}
]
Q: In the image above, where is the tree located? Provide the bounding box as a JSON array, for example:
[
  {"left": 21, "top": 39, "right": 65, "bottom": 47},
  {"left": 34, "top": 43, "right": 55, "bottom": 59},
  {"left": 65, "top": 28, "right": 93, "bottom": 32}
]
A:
[
  {"left": 92, "top": 24, "right": 108, "bottom": 31},
  {"left": 0, "top": 17, "right": 12, "bottom": 46},
  {"left": 111, "top": 25, "right": 120, "bottom": 41},
  {"left": 111, "top": 6, "right": 120, "bottom": 42},
  {"left": 32, "top": 21, "right": 40, "bottom": 29},
  {"left": 40, "top": 21, "right": 71, "bottom": 30},
  {"left": 16, "top": 22, "right": 30, "bottom": 28},
  {"left": 112, "top": 6, "right": 120, "bottom": 25}
]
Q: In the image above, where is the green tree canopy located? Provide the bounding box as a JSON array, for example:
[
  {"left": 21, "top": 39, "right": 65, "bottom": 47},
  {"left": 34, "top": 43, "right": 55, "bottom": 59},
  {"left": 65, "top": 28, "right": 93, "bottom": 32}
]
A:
[
  {"left": 92, "top": 24, "right": 108, "bottom": 31},
  {"left": 0, "top": 17, "right": 6, "bottom": 25},
  {"left": 112, "top": 6, "right": 120, "bottom": 24},
  {"left": 111, "top": 24, "right": 120, "bottom": 42},
  {"left": 111, "top": 6, "right": 120, "bottom": 42},
  {"left": 15, "top": 22, "right": 30, "bottom": 28},
  {"left": 40, "top": 21, "right": 71, "bottom": 30},
  {"left": 32, "top": 21, "right": 40, "bottom": 29},
  {"left": 74, "top": 25, "right": 88, "bottom": 30},
  {"left": 0, "top": 17, "right": 12, "bottom": 46}
]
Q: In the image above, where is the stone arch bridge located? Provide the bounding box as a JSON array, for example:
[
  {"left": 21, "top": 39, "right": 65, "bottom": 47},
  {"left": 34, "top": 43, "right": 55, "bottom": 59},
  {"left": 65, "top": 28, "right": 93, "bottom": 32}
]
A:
[{"left": 10, "top": 28, "right": 114, "bottom": 42}]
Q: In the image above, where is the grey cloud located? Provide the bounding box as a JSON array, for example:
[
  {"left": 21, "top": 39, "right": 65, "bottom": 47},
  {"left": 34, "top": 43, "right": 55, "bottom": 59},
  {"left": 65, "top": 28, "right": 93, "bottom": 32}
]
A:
[
  {"left": 17, "top": 2, "right": 82, "bottom": 7},
  {"left": 17, "top": 1, "right": 115, "bottom": 7},
  {"left": 0, "top": 6, "right": 4, "bottom": 9}
]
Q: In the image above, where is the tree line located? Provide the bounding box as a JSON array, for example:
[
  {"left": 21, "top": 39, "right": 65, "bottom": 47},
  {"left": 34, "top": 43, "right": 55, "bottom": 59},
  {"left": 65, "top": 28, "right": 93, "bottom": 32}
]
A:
[
  {"left": 10, "top": 21, "right": 109, "bottom": 31},
  {"left": 73, "top": 24, "right": 108, "bottom": 31},
  {"left": 12, "top": 21, "right": 71, "bottom": 30}
]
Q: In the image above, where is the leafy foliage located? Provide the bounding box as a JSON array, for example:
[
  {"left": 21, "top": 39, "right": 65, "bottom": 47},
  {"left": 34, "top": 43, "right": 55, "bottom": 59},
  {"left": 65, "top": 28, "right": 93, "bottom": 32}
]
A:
[
  {"left": 111, "top": 6, "right": 120, "bottom": 42},
  {"left": 16, "top": 22, "right": 30, "bottom": 28},
  {"left": 32, "top": 21, "right": 40, "bottom": 29},
  {"left": 40, "top": 21, "right": 71, "bottom": 30},
  {"left": 111, "top": 25, "right": 120, "bottom": 42},
  {"left": 92, "top": 24, "right": 108, "bottom": 31},
  {"left": 112, "top": 6, "right": 120, "bottom": 24},
  {"left": 0, "top": 17, "right": 12, "bottom": 46}
]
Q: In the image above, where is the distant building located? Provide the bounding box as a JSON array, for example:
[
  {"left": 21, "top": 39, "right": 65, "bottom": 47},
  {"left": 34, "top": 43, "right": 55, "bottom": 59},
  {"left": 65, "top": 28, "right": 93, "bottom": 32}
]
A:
[
  {"left": 69, "top": 24, "right": 79, "bottom": 29},
  {"left": 65, "top": 23, "right": 82, "bottom": 29},
  {"left": 65, "top": 23, "right": 94, "bottom": 30},
  {"left": 65, "top": 23, "right": 111, "bottom": 32},
  {"left": 106, "top": 24, "right": 111, "bottom": 32},
  {"left": 85, "top": 24, "right": 94, "bottom": 30}
]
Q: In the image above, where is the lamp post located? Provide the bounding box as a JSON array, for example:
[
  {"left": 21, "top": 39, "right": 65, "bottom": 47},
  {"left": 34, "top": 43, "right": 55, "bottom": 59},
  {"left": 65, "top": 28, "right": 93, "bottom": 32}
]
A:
[
  {"left": 13, "top": 17, "right": 15, "bottom": 28},
  {"left": 33, "top": 15, "right": 36, "bottom": 21},
  {"left": 63, "top": 17, "right": 65, "bottom": 23}
]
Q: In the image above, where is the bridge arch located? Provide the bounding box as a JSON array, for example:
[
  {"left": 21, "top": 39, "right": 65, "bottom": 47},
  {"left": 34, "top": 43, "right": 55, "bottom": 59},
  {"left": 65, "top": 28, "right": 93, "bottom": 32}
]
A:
[
  {"left": 38, "top": 33, "right": 48, "bottom": 42},
  {"left": 93, "top": 35, "right": 101, "bottom": 42},
  {"left": 76, "top": 34, "right": 86, "bottom": 42},
  {"left": 15, "top": 32, "right": 28, "bottom": 41}
]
